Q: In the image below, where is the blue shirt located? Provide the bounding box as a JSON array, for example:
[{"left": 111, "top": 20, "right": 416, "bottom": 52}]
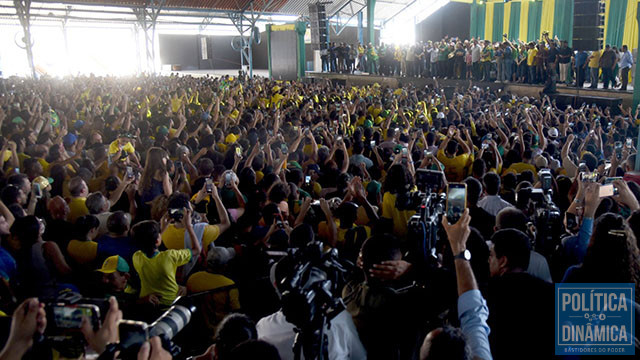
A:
[
  {"left": 0, "top": 247, "right": 16, "bottom": 282},
  {"left": 561, "top": 216, "right": 594, "bottom": 265},
  {"left": 459, "top": 289, "right": 493, "bottom": 360},
  {"left": 575, "top": 51, "right": 588, "bottom": 67},
  {"left": 619, "top": 50, "right": 634, "bottom": 69}
]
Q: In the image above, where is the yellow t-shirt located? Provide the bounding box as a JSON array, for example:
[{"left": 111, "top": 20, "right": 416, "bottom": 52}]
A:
[
  {"left": 67, "top": 240, "right": 97, "bottom": 264},
  {"left": 588, "top": 50, "right": 601, "bottom": 68},
  {"left": 187, "top": 272, "right": 241, "bottom": 333},
  {"left": 381, "top": 192, "right": 416, "bottom": 238},
  {"left": 503, "top": 162, "right": 537, "bottom": 177},
  {"left": 162, "top": 224, "right": 220, "bottom": 251},
  {"left": 437, "top": 149, "right": 470, "bottom": 182},
  {"left": 68, "top": 197, "right": 88, "bottom": 223},
  {"left": 527, "top": 48, "right": 538, "bottom": 66},
  {"left": 133, "top": 249, "right": 192, "bottom": 306}
]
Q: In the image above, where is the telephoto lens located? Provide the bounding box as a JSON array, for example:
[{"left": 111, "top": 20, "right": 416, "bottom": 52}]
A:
[{"left": 149, "top": 304, "right": 196, "bottom": 340}]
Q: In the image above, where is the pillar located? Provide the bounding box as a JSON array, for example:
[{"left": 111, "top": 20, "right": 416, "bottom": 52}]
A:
[
  {"left": 357, "top": 11, "right": 364, "bottom": 45},
  {"left": 366, "top": 0, "right": 376, "bottom": 45}
]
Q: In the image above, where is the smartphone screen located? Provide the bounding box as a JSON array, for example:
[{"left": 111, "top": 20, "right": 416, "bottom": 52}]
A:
[
  {"left": 119, "top": 320, "right": 149, "bottom": 351},
  {"left": 370, "top": 140, "right": 376, "bottom": 148},
  {"left": 305, "top": 175, "right": 311, "bottom": 185},
  {"left": 599, "top": 184, "right": 616, "bottom": 197},
  {"left": 205, "top": 178, "right": 213, "bottom": 193},
  {"left": 52, "top": 304, "right": 99, "bottom": 329},
  {"left": 446, "top": 183, "right": 467, "bottom": 223},
  {"left": 236, "top": 147, "right": 242, "bottom": 156},
  {"left": 126, "top": 166, "right": 134, "bottom": 179},
  {"left": 34, "top": 183, "right": 42, "bottom": 198}
]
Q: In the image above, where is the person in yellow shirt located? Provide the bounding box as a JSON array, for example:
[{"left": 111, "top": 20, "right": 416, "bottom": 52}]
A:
[
  {"left": 66, "top": 215, "right": 100, "bottom": 266},
  {"left": 587, "top": 49, "right": 602, "bottom": 89},
  {"left": 108, "top": 133, "right": 140, "bottom": 167},
  {"left": 380, "top": 164, "right": 416, "bottom": 239},
  {"left": 132, "top": 215, "right": 201, "bottom": 307},
  {"left": 68, "top": 177, "right": 90, "bottom": 223},
  {"left": 526, "top": 42, "right": 538, "bottom": 84},
  {"left": 161, "top": 190, "right": 230, "bottom": 252},
  {"left": 186, "top": 245, "right": 240, "bottom": 338},
  {"left": 436, "top": 129, "right": 472, "bottom": 182}
]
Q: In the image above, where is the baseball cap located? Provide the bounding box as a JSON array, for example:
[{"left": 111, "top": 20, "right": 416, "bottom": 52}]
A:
[
  {"left": 534, "top": 155, "right": 549, "bottom": 169},
  {"left": 225, "top": 133, "right": 238, "bottom": 144},
  {"left": 96, "top": 255, "right": 130, "bottom": 274},
  {"left": 206, "top": 246, "right": 236, "bottom": 269},
  {"left": 33, "top": 176, "right": 54, "bottom": 189},
  {"left": 63, "top": 133, "right": 78, "bottom": 148}
]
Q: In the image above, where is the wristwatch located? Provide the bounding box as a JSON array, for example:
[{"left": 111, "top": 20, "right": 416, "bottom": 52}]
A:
[{"left": 454, "top": 249, "right": 471, "bottom": 261}]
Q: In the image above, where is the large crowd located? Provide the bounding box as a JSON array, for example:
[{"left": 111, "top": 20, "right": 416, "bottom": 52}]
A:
[
  {"left": 0, "top": 72, "right": 638, "bottom": 360},
  {"left": 324, "top": 35, "right": 634, "bottom": 91}
]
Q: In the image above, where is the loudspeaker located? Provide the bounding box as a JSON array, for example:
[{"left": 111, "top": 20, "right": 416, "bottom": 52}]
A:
[
  {"left": 573, "top": 27, "right": 604, "bottom": 39},
  {"left": 573, "top": 39, "right": 603, "bottom": 51},
  {"left": 309, "top": 3, "right": 328, "bottom": 51},
  {"left": 573, "top": 0, "right": 604, "bottom": 51},
  {"left": 573, "top": 14, "right": 605, "bottom": 27}
]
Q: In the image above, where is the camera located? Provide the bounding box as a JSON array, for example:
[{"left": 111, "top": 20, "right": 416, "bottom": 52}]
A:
[
  {"left": 169, "top": 208, "right": 184, "bottom": 221},
  {"left": 115, "top": 300, "right": 196, "bottom": 359},
  {"left": 539, "top": 168, "right": 553, "bottom": 192},
  {"left": 43, "top": 292, "right": 108, "bottom": 358},
  {"left": 280, "top": 242, "right": 351, "bottom": 360}
]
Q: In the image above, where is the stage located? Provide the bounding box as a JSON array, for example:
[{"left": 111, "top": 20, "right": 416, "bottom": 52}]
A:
[{"left": 305, "top": 71, "right": 635, "bottom": 108}]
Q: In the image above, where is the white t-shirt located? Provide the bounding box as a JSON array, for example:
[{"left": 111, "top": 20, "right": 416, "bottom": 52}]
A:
[
  {"left": 257, "top": 310, "right": 367, "bottom": 360},
  {"left": 471, "top": 45, "right": 482, "bottom": 63}
]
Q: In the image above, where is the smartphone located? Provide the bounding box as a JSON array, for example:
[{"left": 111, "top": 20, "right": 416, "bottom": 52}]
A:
[
  {"left": 604, "top": 176, "right": 623, "bottom": 184},
  {"left": 50, "top": 304, "right": 100, "bottom": 331},
  {"left": 402, "top": 148, "right": 408, "bottom": 156},
  {"left": 205, "top": 178, "right": 213, "bottom": 193},
  {"left": 446, "top": 183, "right": 467, "bottom": 223},
  {"left": 581, "top": 172, "right": 598, "bottom": 183},
  {"left": 126, "top": 166, "right": 134, "bottom": 179},
  {"left": 305, "top": 175, "right": 311, "bottom": 186},
  {"left": 566, "top": 213, "right": 578, "bottom": 231},
  {"left": 482, "top": 143, "right": 489, "bottom": 150},
  {"left": 599, "top": 183, "right": 618, "bottom": 197},
  {"left": 626, "top": 138, "right": 633, "bottom": 148},
  {"left": 235, "top": 147, "right": 242, "bottom": 156},
  {"left": 118, "top": 320, "right": 149, "bottom": 352},
  {"left": 370, "top": 140, "right": 376, "bottom": 148},
  {"left": 280, "top": 143, "right": 288, "bottom": 154},
  {"left": 224, "top": 173, "right": 232, "bottom": 187},
  {"left": 174, "top": 161, "right": 183, "bottom": 172},
  {"left": 34, "top": 183, "right": 42, "bottom": 199}
]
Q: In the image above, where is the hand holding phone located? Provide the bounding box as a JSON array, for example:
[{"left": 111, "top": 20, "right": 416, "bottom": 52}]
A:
[{"left": 446, "top": 183, "right": 467, "bottom": 223}]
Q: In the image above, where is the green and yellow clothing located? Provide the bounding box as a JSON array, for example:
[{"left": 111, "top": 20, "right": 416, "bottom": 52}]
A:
[
  {"left": 436, "top": 149, "right": 471, "bottom": 182},
  {"left": 67, "top": 239, "right": 97, "bottom": 265},
  {"left": 68, "top": 197, "right": 89, "bottom": 223},
  {"left": 381, "top": 192, "right": 416, "bottom": 238},
  {"left": 133, "top": 249, "right": 192, "bottom": 306},
  {"left": 162, "top": 224, "right": 220, "bottom": 251}
]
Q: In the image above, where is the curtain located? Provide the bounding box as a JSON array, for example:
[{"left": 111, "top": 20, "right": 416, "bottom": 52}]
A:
[
  {"left": 493, "top": 2, "right": 504, "bottom": 42},
  {"left": 509, "top": 2, "right": 521, "bottom": 40},
  {"left": 527, "top": 1, "right": 543, "bottom": 42},
  {"left": 606, "top": 0, "right": 627, "bottom": 47},
  {"left": 485, "top": 2, "right": 494, "bottom": 42},
  {"left": 553, "top": 0, "right": 574, "bottom": 45},
  {"left": 623, "top": 0, "right": 638, "bottom": 52},
  {"left": 470, "top": 2, "right": 486, "bottom": 39},
  {"left": 541, "top": 0, "right": 555, "bottom": 38},
  {"left": 520, "top": 0, "right": 530, "bottom": 42}
]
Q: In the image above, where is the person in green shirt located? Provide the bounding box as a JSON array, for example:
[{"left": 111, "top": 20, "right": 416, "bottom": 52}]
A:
[{"left": 480, "top": 41, "right": 494, "bottom": 81}]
